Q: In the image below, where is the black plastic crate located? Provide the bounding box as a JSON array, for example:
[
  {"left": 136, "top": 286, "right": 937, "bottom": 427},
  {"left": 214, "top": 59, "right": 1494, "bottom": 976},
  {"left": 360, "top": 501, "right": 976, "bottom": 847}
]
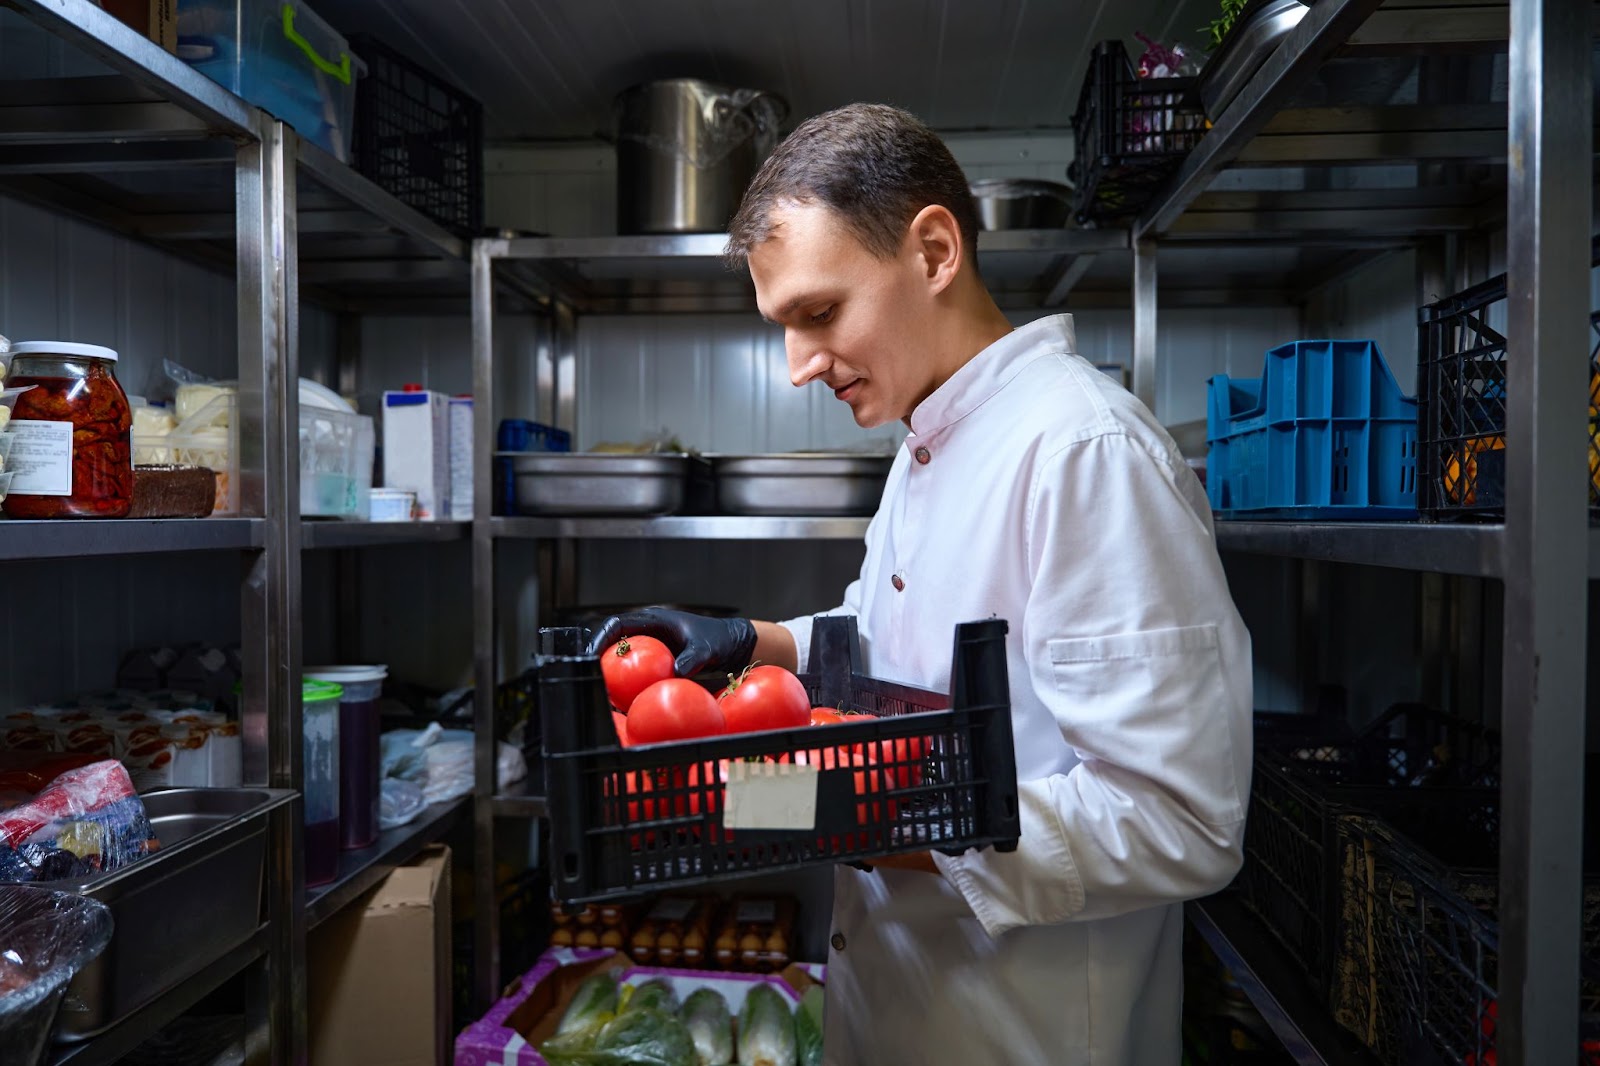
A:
[
  {"left": 540, "top": 616, "right": 1020, "bottom": 905},
  {"left": 349, "top": 35, "right": 483, "bottom": 235},
  {"left": 1416, "top": 236, "right": 1600, "bottom": 521},
  {"left": 1238, "top": 707, "right": 1501, "bottom": 1014},
  {"left": 1068, "top": 40, "right": 1206, "bottom": 227},
  {"left": 1336, "top": 816, "right": 1600, "bottom": 1066}
]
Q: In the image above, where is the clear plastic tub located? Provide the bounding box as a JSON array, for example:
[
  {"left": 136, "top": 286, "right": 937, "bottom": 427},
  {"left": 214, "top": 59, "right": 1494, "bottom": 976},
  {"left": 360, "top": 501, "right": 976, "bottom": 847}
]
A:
[
  {"left": 0, "top": 886, "right": 112, "bottom": 1063},
  {"left": 302, "top": 680, "right": 342, "bottom": 887},
  {"left": 304, "top": 666, "right": 385, "bottom": 850},
  {"left": 176, "top": 0, "right": 366, "bottom": 161},
  {"left": 132, "top": 389, "right": 375, "bottom": 518}
]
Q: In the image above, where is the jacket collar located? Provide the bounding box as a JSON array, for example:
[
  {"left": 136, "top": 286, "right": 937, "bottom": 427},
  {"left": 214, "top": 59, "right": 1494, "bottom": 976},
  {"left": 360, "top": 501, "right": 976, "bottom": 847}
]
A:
[{"left": 906, "top": 314, "right": 1077, "bottom": 443}]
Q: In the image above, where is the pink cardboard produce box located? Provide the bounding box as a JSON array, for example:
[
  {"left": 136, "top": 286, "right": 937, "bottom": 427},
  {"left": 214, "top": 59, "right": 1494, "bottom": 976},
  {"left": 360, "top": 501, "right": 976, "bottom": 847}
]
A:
[{"left": 454, "top": 946, "right": 825, "bottom": 1065}]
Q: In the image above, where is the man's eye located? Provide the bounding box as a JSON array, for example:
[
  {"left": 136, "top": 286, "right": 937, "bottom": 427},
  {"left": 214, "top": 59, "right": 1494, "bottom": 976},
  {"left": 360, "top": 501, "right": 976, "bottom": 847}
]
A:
[{"left": 810, "top": 307, "right": 834, "bottom": 324}]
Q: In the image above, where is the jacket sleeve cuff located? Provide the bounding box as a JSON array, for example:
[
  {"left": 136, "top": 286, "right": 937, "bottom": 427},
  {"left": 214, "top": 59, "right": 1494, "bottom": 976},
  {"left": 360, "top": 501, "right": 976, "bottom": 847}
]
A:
[
  {"left": 778, "top": 616, "right": 815, "bottom": 674},
  {"left": 931, "top": 777, "right": 1086, "bottom": 939}
]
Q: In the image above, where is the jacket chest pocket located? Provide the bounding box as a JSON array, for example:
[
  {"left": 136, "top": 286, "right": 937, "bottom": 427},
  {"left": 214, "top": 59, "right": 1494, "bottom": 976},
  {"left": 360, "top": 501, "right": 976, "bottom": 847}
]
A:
[{"left": 1047, "top": 624, "right": 1245, "bottom": 827}]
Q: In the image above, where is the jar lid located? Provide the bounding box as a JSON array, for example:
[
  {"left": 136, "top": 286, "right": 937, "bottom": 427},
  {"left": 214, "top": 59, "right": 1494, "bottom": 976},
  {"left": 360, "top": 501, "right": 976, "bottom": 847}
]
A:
[
  {"left": 303, "top": 679, "right": 344, "bottom": 703},
  {"left": 305, "top": 665, "right": 388, "bottom": 684},
  {"left": 8, "top": 342, "right": 119, "bottom": 362}
]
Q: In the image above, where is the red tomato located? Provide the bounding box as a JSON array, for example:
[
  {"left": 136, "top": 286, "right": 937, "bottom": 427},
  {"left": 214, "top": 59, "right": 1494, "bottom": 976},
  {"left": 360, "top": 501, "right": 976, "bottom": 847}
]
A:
[
  {"left": 600, "top": 635, "right": 675, "bottom": 712},
  {"left": 810, "top": 707, "right": 847, "bottom": 726},
  {"left": 720, "top": 666, "right": 811, "bottom": 734},
  {"left": 627, "top": 679, "right": 725, "bottom": 744}
]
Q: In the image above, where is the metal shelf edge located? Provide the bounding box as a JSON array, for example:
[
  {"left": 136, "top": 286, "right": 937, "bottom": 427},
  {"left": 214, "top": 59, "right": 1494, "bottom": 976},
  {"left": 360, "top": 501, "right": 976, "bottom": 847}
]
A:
[
  {"left": 492, "top": 515, "right": 872, "bottom": 541},
  {"left": 301, "top": 520, "right": 469, "bottom": 550},
  {"left": 0, "top": 518, "right": 264, "bottom": 560},
  {"left": 305, "top": 796, "right": 470, "bottom": 929},
  {"left": 1214, "top": 521, "right": 1505, "bottom": 577},
  {"left": 48, "top": 925, "right": 267, "bottom": 1066},
  {"left": 296, "top": 139, "right": 466, "bottom": 263}
]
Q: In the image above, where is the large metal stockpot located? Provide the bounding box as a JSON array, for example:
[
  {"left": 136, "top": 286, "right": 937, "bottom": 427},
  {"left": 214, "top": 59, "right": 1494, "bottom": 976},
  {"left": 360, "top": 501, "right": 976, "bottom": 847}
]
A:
[{"left": 614, "top": 78, "right": 787, "bottom": 235}]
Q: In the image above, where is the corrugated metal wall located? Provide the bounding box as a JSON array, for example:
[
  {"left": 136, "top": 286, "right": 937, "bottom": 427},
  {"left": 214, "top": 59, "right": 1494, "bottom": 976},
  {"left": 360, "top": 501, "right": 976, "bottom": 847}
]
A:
[{"left": 0, "top": 197, "right": 255, "bottom": 705}]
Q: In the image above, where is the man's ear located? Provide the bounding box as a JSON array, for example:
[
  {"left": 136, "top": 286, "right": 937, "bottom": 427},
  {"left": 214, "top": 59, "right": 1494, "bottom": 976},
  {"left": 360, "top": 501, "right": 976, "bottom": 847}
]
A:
[{"left": 908, "top": 204, "right": 964, "bottom": 297}]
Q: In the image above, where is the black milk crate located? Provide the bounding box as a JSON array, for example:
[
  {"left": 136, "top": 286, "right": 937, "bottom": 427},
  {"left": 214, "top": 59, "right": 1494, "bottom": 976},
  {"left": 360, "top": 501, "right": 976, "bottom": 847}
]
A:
[
  {"left": 1239, "top": 706, "right": 1501, "bottom": 1013},
  {"left": 349, "top": 34, "right": 483, "bottom": 235},
  {"left": 1335, "top": 816, "right": 1600, "bottom": 1066},
  {"left": 1416, "top": 235, "right": 1600, "bottom": 521},
  {"left": 539, "top": 616, "right": 1021, "bottom": 906},
  {"left": 1068, "top": 40, "right": 1206, "bottom": 227}
]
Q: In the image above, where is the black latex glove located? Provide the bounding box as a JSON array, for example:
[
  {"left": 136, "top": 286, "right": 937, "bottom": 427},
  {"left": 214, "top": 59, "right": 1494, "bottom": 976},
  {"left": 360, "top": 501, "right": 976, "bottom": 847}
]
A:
[{"left": 585, "top": 607, "right": 758, "bottom": 679}]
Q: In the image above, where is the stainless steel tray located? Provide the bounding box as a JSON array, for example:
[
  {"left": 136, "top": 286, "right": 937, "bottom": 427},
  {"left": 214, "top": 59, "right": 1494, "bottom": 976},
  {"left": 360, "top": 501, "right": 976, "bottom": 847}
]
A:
[
  {"left": 711, "top": 453, "right": 894, "bottom": 516},
  {"left": 44, "top": 787, "right": 294, "bottom": 1040},
  {"left": 501, "top": 452, "right": 695, "bottom": 515},
  {"left": 1197, "top": 0, "right": 1309, "bottom": 121}
]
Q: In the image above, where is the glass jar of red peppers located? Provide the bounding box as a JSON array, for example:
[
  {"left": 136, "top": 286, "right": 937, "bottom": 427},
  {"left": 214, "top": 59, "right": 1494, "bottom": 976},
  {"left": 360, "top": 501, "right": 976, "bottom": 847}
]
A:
[{"left": 3, "top": 342, "right": 133, "bottom": 519}]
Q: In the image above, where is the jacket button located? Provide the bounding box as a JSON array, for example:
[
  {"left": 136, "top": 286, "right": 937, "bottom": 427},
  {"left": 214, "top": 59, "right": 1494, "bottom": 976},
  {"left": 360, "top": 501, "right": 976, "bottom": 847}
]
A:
[
  {"left": 914, "top": 446, "right": 931, "bottom": 465},
  {"left": 891, "top": 573, "right": 905, "bottom": 592},
  {"left": 831, "top": 933, "right": 846, "bottom": 952}
]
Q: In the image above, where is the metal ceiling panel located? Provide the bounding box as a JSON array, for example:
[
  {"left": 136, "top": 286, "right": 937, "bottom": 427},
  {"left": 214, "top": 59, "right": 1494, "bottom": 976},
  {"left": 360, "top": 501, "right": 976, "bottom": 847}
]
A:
[{"left": 314, "top": 0, "right": 1223, "bottom": 139}]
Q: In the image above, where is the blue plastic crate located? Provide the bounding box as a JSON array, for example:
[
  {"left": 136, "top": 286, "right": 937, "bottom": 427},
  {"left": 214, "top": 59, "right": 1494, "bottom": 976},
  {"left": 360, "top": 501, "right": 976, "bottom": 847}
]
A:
[{"left": 1206, "top": 340, "right": 1419, "bottom": 520}]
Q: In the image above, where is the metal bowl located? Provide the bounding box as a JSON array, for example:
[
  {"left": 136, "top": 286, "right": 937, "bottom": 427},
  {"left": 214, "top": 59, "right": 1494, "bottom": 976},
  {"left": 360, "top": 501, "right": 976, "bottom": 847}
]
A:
[{"left": 970, "top": 179, "right": 1075, "bottom": 230}]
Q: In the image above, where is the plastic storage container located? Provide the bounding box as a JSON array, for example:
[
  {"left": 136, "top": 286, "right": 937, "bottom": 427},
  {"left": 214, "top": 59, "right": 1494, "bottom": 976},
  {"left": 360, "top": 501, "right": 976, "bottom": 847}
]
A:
[
  {"left": 302, "top": 679, "right": 342, "bottom": 886},
  {"left": 299, "top": 402, "right": 374, "bottom": 518},
  {"left": 4, "top": 342, "right": 133, "bottom": 519},
  {"left": 1416, "top": 236, "right": 1600, "bottom": 522},
  {"left": 1206, "top": 340, "right": 1420, "bottom": 520},
  {"left": 0, "top": 887, "right": 112, "bottom": 1063},
  {"left": 304, "top": 665, "right": 385, "bottom": 850},
  {"left": 176, "top": 0, "right": 367, "bottom": 161},
  {"left": 540, "top": 615, "right": 1021, "bottom": 906},
  {"left": 348, "top": 33, "right": 484, "bottom": 235},
  {"left": 1069, "top": 40, "right": 1206, "bottom": 227}
]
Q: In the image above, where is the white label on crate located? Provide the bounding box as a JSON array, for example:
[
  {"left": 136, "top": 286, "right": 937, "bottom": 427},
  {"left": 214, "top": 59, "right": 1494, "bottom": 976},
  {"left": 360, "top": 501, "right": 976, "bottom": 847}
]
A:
[
  {"left": 8, "top": 420, "right": 73, "bottom": 495},
  {"left": 723, "top": 760, "right": 818, "bottom": 830}
]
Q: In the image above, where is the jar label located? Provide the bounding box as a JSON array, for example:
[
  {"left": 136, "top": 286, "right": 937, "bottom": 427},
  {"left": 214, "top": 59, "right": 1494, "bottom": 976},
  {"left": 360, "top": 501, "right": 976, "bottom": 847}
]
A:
[{"left": 9, "top": 419, "right": 73, "bottom": 496}]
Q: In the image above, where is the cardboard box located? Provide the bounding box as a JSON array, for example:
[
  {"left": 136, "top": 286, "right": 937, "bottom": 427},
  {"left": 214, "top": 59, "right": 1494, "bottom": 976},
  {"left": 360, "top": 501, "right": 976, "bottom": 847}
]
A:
[
  {"left": 100, "top": 0, "right": 177, "bottom": 53},
  {"left": 454, "top": 946, "right": 824, "bottom": 1066},
  {"left": 312, "top": 845, "right": 453, "bottom": 1066},
  {"left": 383, "top": 388, "right": 452, "bottom": 520}
]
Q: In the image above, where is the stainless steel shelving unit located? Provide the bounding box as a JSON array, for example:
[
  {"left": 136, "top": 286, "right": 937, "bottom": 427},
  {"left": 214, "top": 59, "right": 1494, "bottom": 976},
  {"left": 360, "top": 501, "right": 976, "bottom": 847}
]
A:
[
  {"left": 306, "top": 796, "right": 471, "bottom": 929},
  {"left": 1130, "top": 0, "right": 1594, "bottom": 1061},
  {"left": 5, "top": 0, "right": 476, "bottom": 1060},
  {"left": 493, "top": 515, "right": 873, "bottom": 541}
]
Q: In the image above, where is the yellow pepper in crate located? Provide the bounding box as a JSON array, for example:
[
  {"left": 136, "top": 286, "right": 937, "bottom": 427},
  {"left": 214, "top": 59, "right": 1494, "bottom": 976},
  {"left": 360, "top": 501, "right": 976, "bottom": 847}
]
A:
[{"left": 1444, "top": 435, "right": 1505, "bottom": 506}]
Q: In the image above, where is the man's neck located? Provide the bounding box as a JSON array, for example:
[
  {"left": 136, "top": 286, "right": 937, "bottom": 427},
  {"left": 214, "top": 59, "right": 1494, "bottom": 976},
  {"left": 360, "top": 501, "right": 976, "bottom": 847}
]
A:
[{"left": 904, "top": 289, "right": 1016, "bottom": 428}]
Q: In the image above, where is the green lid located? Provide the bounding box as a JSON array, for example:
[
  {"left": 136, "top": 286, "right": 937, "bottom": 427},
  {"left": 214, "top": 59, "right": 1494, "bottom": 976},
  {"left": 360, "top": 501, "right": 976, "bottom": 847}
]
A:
[{"left": 303, "top": 679, "right": 343, "bottom": 704}]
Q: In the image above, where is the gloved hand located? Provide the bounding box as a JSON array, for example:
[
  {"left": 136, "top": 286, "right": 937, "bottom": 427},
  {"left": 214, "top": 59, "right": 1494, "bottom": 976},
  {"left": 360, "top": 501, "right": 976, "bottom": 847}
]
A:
[{"left": 585, "top": 607, "right": 758, "bottom": 679}]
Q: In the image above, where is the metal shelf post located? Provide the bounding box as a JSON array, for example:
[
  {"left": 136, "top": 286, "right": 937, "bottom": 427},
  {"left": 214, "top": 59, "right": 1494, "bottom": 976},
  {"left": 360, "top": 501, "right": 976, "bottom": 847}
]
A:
[
  {"left": 471, "top": 239, "right": 502, "bottom": 1013},
  {"left": 1498, "top": 0, "right": 1594, "bottom": 1059}
]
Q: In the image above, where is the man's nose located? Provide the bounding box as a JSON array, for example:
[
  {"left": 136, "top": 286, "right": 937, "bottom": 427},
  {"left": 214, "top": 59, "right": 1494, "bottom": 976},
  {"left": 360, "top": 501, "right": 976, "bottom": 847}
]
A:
[{"left": 787, "top": 337, "right": 831, "bottom": 388}]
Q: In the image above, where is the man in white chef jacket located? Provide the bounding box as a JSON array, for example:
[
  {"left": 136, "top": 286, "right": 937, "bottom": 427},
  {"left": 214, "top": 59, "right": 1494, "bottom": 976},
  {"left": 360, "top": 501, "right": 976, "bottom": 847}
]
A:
[{"left": 588, "top": 103, "right": 1252, "bottom": 1065}]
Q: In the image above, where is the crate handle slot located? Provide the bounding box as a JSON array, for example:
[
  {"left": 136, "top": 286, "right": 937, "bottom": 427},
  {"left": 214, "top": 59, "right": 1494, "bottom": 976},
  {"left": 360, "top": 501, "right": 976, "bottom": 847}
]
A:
[{"left": 281, "top": 4, "right": 354, "bottom": 85}]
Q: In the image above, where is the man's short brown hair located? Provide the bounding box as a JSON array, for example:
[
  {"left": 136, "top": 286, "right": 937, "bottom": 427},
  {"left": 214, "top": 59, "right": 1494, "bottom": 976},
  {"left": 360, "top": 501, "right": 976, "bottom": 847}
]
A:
[{"left": 725, "top": 103, "right": 978, "bottom": 267}]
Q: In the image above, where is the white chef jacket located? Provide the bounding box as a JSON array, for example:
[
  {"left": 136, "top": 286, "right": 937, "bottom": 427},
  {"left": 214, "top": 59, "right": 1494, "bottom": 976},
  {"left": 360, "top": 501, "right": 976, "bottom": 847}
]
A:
[{"left": 780, "top": 314, "right": 1252, "bottom": 1066}]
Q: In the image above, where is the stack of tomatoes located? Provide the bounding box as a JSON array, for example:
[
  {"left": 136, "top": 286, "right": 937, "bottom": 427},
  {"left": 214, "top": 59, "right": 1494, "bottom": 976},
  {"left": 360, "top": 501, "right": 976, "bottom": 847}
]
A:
[{"left": 597, "top": 636, "right": 927, "bottom": 850}]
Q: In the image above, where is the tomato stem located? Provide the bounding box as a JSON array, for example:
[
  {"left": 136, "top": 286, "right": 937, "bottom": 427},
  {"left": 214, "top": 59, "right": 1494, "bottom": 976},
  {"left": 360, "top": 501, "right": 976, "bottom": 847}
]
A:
[{"left": 615, "top": 636, "right": 631, "bottom": 657}]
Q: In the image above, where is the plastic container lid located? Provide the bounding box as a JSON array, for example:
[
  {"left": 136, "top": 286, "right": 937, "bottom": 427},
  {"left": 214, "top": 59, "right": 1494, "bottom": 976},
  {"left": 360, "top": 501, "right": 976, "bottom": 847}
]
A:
[
  {"left": 304, "top": 665, "right": 388, "bottom": 684},
  {"left": 303, "top": 679, "right": 344, "bottom": 704},
  {"left": 7, "top": 341, "right": 119, "bottom": 362}
]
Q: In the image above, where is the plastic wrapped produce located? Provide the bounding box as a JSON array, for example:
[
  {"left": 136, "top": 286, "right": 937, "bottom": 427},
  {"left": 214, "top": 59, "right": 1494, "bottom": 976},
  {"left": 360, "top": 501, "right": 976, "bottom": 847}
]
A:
[
  {"left": 0, "top": 886, "right": 113, "bottom": 1064},
  {"left": 0, "top": 761, "right": 156, "bottom": 883}
]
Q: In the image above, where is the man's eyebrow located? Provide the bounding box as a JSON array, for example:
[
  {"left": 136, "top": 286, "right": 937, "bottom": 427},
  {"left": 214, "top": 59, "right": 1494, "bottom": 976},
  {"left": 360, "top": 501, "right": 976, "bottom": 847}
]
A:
[{"left": 765, "top": 294, "right": 821, "bottom": 325}]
